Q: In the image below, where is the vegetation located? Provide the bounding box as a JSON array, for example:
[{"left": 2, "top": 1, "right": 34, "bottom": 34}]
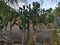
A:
[{"left": 0, "top": 0, "right": 60, "bottom": 45}]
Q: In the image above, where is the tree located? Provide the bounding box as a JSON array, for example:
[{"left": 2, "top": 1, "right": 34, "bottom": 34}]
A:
[
  {"left": 18, "top": 2, "right": 40, "bottom": 45},
  {"left": 53, "top": 7, "right": 60, "bottom": 16},
  {"left": 46, "top": 8, "right": 52, "bottom": 13},
  {"left": 53, "top": 2, "right": 60, "bottom": 27},
  {"left": 0, "top": 16, "right": 3, "bottom": 32},
  {"left": 26, "top": 4, "right": 32, "bottom": 43},
  {"left": 47, "top": 14, "right": 55, "bottom": 23},
  {"left": 7, "top": 9, "right": 18, "bottom": 45},
  {"left": 0, "top": 1, "right": 19, "bottom": 45},
  {"left": 18, "top": 6, "right": 28, "bottom": 45},
  {"left": 31, "top": 2, "right": 40, "bottom": 45},
  {"left": 58, "top": 2, "right": 60, "bottom": 7},
  {"left": 0, "top": 0, "right": 11, "bottom": 34},
  {"left": 0, "top": 1, "right": 10, "bottom": 43},
  {"left": 0, "top": 0, "right": 58, "bottom": 45}
]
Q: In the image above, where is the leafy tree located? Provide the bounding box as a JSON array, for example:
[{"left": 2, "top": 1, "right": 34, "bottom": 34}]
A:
[
  {"left": 45, "top": 8, "right": 55, "bottom": 25},
  {"left": 18, "top": 6, "right": 28, "bottom": 45},
  {"left": 0, "top": 0, "right": 58, "bottom": 45},
  {"left": 39, "top": 13, "right": 47, "bottom": 25},
  {"left": 53, "top": 7, "right": 60, "bottom": 16},
  {"left": 31, "top": 2, "right": 40, "bottom": 45},
  {"left": 18, "top": 2, "right": 40, "bottom": 45},
  {"left": 46, "top": 8, "right": 52, "bottom": 13},
  {"left": 0, "top": 0, "right": 11, "bottom": 32},
  {"left": 47, "top": 14, "right": 55, "bottom": 23},
  {"left": 0, "top": 1, "right": 19, "bottom": 44},
  {"left": 53, "top": 2, "right": 60, "bottom": 27}
]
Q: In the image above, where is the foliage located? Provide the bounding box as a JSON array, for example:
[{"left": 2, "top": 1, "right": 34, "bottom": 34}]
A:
[
  {"left": 58, "top": 2, "right": 60, "bottom": 7},
  {"left": 46, "top": 8, "right": 52, "bottom": 13},
  {"left": 53, "top": 7, "right": 60, "bottom": 16},
  {"left": 53, "top": 2, "right": 60, "bottom": 16},
  {"left": 0, "top": 0, "right": 11, "bottom": 16},
  {"left": 39, "top": 13, "right": 47, "bottom": 25},
  {"left": 52, "top": 29, "right": 58, "bottom": 45},
  {"left": 0, "top": 0, "right": 60, "bottom": 45},
  {"left": 53, "top": 2, "right": 60, "bottom": 27},
  {"left": 47, "top": 14, "right": 55, "bottom": 23}
]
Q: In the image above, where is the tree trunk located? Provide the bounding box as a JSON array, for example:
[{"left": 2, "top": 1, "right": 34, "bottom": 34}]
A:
[
  {"left": 10, "top": 22, "right": 12, "bottom": 45},
  {"left": 27, "top": 21, "right": 30, "bottom": 42},
  {"left": 33, "top": 26, "right": 36, "bottom": 45},
  {"left": 22, "top": 32, "right": 25, "bottom": 45}
]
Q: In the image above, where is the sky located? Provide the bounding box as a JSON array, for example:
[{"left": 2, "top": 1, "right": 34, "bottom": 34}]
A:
[
  {"left": 27, "top": 0, "right": 60, "bottom": 9},
  {"left": 6, "top": 0, "right": 60, "bottom": 10}
]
